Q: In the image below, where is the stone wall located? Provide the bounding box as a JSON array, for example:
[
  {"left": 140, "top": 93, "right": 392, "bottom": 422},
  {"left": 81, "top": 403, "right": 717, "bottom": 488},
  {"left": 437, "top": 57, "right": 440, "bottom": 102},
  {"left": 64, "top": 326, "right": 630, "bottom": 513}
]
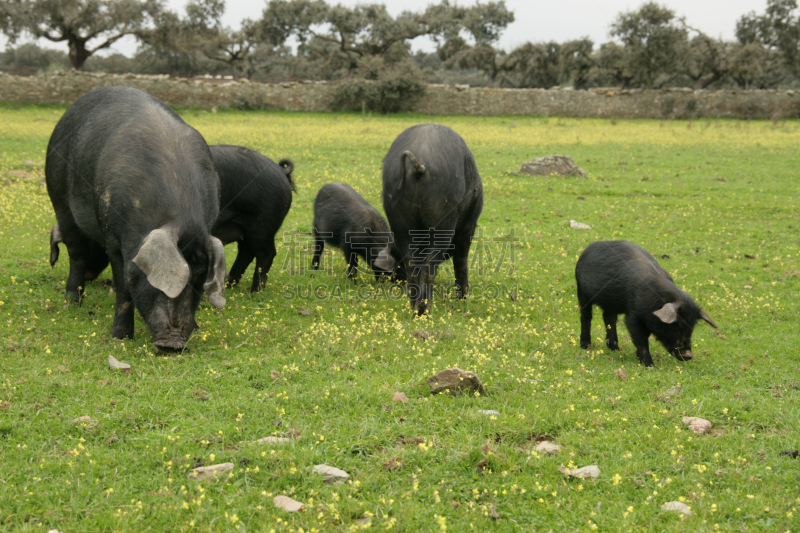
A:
[{"left": 2, "top": 70, "right": 799, "bottom": 120}]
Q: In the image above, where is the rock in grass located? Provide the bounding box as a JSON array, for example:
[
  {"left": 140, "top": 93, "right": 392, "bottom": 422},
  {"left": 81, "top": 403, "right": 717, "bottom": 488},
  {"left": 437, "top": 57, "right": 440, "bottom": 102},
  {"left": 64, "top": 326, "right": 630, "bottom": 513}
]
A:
[
  {"left": 535, "top": 441, "right": 562, "bottom": 454},
  {"left": 661, "top": 501, "right": 691, "bottom": 515},
  {"left": 665, "top": 385, "right": 682, "bottom": 396},
  {"left": 520, "top": 155, "right": 587, "bottom": 177},
  {"left": 682, "top": 416, "right": 712, "bottom": 435},
  {"left": 427, "top": 368, "right": 486, "bottom": 395},
  {"left": 392, "top": 392, "right": 409, "bottom": 403},
  {"left": 477, "top": 409, "right": 500, "bottom": 416},
  {"left": 187, "top": 462, "right": 234, "bottom": 481},
  {"left": 108, "top": 355, "right": 131, "bottom": 373},
  {"left": 254, "top": 436, "right": 292, "bottom": 445},
  {"left": 273, "top": 495, "right": 304, "bottom": 512},
  {"left": 558, "top": 465, "right": 600, "bottom": 478},
  {"left": 72, "top": 415, "right": 91, "bottom": 423},
  {"left": 312, "top": 464, "right": 349, "bottom": 484},
  {"left": 569, "top": 220, "right": 592, "bottom": 230}
]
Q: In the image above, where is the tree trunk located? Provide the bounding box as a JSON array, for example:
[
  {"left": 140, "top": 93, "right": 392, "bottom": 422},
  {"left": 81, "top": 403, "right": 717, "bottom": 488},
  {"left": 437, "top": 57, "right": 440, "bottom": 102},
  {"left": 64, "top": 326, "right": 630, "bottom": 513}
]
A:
[
  {"left": 696, "top": 71, "right": 722, "bottom": 89},
  {"left": 69, "top": 40, "right": 91, "bottom": 70}
]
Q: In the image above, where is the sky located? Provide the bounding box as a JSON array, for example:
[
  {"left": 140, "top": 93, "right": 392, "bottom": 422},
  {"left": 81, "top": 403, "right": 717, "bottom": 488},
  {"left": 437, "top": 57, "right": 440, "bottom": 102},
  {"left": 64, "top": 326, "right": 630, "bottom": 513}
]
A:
[{"left": 1, "top": 0, "right": 771, "bottom": 58}]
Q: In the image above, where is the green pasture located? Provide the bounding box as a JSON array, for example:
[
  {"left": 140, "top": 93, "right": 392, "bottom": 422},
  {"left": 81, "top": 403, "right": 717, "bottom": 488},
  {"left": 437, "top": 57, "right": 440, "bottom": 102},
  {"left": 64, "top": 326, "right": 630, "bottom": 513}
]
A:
[{"left": 0, "top": 105, "right": 799, "bottom": 532}]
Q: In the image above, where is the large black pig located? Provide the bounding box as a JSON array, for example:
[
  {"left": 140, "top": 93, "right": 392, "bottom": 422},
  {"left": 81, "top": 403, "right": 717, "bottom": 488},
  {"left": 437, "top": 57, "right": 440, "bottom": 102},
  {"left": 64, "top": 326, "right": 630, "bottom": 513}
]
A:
[
  {"left": 378, "top": 124, "right": 483, "bottom": 315},
  {"left": 210, "top": 144, "right": 295, "bottom": 292},
  {"left": 46, "top": 86, "right": 226, "bottom": 351},
  {"left": 575, "top": 240, "right": 718, "bottom": 367},
  {"left": 311, "top": 183, "right": 395, "bottom": 279}
]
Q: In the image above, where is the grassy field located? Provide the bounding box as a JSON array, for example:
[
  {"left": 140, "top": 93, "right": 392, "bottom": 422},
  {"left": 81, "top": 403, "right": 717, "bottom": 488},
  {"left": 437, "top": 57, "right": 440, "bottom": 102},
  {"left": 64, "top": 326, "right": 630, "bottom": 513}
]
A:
[{"left": 1, "top": 105, "right": 799, "bottom": 532}]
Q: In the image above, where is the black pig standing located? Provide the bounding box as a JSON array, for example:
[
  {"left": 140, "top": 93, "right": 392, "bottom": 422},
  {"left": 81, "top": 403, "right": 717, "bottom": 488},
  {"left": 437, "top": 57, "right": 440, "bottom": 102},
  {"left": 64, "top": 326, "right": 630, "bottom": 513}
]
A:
[
  {"left": 46, "top": 86, "right": 227, "bottom": 351},
  {"left": 575, "top": 240, "right": 718, "bottom": 367},
  {"left": 210, "top": 144, "right": 295, "bottom": 292},
  {"left": 311, "top": 183, "right": 395, "bottom": 279},
  {"left": 378, "top": 124, "right": 483, "bottom": 315}
]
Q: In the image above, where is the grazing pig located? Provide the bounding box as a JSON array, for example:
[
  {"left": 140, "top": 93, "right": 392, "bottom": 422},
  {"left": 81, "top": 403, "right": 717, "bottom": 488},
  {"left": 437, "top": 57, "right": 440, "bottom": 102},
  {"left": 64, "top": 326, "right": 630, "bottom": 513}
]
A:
[
  {"left": 311, "top": 183, "right": 395, "bottom": 279},
  {"left": 575, "top": 240, "right": 718, "bottom": 367},
  {"left": 379, "top": 124, "right": 483, "bottom": 315},
  {"left": 45, "top": 86, "right": 226, "bottom": 351},
  {"left": 210, "top": 144, "right": 295, "bottom": 292}
]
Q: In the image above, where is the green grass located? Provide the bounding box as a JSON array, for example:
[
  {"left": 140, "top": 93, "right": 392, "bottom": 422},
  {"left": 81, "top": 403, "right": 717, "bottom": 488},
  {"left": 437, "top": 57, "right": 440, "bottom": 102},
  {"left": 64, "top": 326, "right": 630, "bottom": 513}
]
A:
[{"left": 1, "top": 106, "right": 799, "bottom": 532}]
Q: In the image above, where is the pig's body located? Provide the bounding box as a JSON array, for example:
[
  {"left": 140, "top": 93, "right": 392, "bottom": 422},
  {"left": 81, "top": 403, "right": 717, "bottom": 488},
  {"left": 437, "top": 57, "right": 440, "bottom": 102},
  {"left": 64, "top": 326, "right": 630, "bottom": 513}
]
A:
[
  {"left": 575, "top": 240, "right": 717, "bottom": 367},
  {"left": 312, "top": 183, "right": 394, "bottom": 279},
  {"left": 380, "top": 123, "right": 483, "bottom": 314},
  {"left": 210, "top": 144, "right": 294, "bottom": 292},
  {"left": 46, "top": 86, "right": 226, "bottom": 351}
]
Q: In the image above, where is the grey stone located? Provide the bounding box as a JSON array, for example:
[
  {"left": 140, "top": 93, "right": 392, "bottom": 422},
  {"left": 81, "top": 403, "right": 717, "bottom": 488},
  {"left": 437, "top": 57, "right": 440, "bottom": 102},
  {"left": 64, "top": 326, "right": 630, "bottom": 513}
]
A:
[
  {"left": 558, "top": 465, "right": 600, "bottom": 478},
  {"left": 254, "top": 436, "right": 292, "bottom": 445},
  {"left": 273, "top": 495, "right": 304, "bottom": 512},
  {"left": 664, "top": 385, "right": 682, "bottom": 396},
  {"left": 477, "top": 409, "right": 500, "bottom": 416},
  {"left": 520, "top": 155, "right": 587, "bottom": 178},
  {"left": 312, "top": 464, "right": 349, "bottom": 484},
  {"left": 535, "top": 441, "right": 562, "bottom": 454},
  {"left": 427, "top": 368, "right": 486, "bottom": 395},
  {"left": 108, "top": 355, "right": 131, "bottom": 372},
  {"left": 187, "top": 462, "right": 234, "bottom": 481},
  {"left": 661, "top": 501, "right": 691, "bottom": 515}
]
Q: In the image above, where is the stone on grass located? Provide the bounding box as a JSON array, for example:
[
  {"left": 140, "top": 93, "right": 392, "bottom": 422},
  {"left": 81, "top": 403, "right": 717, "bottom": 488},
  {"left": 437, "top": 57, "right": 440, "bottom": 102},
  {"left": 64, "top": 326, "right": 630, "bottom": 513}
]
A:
[
  {"left": 682, "top": 416, "right": 712, "bottom": 435},
  {"left": 535, "top": 441, "right": 562, "bottom": 454},
  {"left": 312, "top": 464, "right": 350, "bottom": 484},
  {"left": 273, "top": 495, "right": 304, "bottom": 512},
  {"left": 665, "top": 385, "right": 682, "bottom": 396},
  {"left": 254, "top": 436, "right": 292, "bottom": 445},
  {"left": 392, "top": 392, "right": 409, "bottom": 403},
  {"left": 187, "top": 462, "right": 234, "bottom": 481},
  {"left": 569, "top": 220, "right": 592, "bottom": 230},
  {"left": 108, "top": 355, "right": 131, "bottom": 373},
  {"left": 558, "top": 465, "right": 600, "bottom": 479},
  {"left": 72, "top": 415, "right": 91, "bottom": 423},
  {"left": 661, "top": 501, "right": 691, "bottom": 515},
  {"left": 520, "top": 155, "right": 587, "bottom": 177},
  {"left": 427, "top": 368, "right": 486, "bottom": 395},
  {"left": 477, "top": 409, "right": 500, "bottom": 416}
]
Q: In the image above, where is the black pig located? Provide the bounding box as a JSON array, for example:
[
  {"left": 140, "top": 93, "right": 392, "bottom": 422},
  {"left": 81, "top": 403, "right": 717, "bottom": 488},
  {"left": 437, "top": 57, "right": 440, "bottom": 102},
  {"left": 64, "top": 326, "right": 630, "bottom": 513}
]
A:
[
  {"left": 210, "top": 144, "right": 295, "bottom": 292},
  {"left": 311, "top": 183, "right": 395, "bottom": 279},
  {"left": 378, "top": 124, "right": 483, "bottom": 315},
  {"left": 46, "top": 86, "right": 227, "bottom": 351},
  {"left": 575, "top": 240, "right": 718, "bottom": 367}
]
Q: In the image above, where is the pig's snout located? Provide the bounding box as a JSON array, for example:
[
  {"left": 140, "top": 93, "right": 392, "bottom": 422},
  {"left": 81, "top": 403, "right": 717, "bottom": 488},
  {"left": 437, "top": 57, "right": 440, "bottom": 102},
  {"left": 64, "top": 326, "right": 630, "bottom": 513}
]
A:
[
  {"left": 673, "top": 348, "right": 693, "bottom": 361},
  {"left": 153, "top": 329, "right": 189, "bottom": 352}
]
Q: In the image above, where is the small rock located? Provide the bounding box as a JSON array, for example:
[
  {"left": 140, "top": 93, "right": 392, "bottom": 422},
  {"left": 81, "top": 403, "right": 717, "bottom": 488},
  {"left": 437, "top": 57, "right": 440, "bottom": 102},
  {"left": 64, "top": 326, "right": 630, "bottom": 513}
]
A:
[
  {"left": 665, "top": 385, "right": 682, "bottom": 396},
  {"left": 392, "top": 392, "right": 409, "bottom": 403},
  {"left": 682, "top": 416, "right": 712, "bottom": 435},
  {"left": 23, "top": 160, "right": 38, "bottom": 166},
  {"left": 187, "top": 462, "right": 234, "bottom": 481},
  {"left": 477, "top": 409, "right": 500, "bottom": 416},
  {"left": 570, "top": 220, "right": 592, "bottom": 230},
  {"left": 312, "top": 464, "right": 349, "bottom": 484},
  {"left": 535, "top": 441, "right": 562, "bottom": 454},
  {"left": 356, "top": 517, "right": 372, "bottom": 526},
  {"left": 108, "top": 355, "right": 131, "bottom": 373},
  {"left": 254, "top": 436, "right": 292, "bottom": 445},
  {"left": 558, "top": 465, "right": 600, "bottom": 478},
  {"left": 744, "top": 285, "right": 753, "bottom": 289},
  {"left": 661, "top": 501, "right": 691, "bottom": 515},
  {"left": 72, "top": 415, "right": 91, "bottom": 423},
  {"left": 427, "top": 367, "right": 486, "bottom": 395},
  {"left": 520, "top": 155, "right": 587, "bottom": 177},
  {"left": 273, "top": 495, "right": 304, "bottom": 512},
  {"left": 297, "top": 307, "right": 312, "bottom": 316}
]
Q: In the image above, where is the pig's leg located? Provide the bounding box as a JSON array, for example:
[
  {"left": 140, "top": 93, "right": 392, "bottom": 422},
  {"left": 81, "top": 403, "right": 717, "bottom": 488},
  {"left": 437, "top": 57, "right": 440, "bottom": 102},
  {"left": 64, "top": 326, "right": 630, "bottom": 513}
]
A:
[
  {"left": 85, "top": 243, "right": 110, "bottom": 281},
  {"left": 625, "top": 316, "right": 654, "bottom": 367},
  {"left": 578, "top": 290, "right": 593, "bottom": 349},
  {"left": 311, "top": 235, "right": 324, "bottom": 270},
  {"left": 250, "top": 239, "right": 277, "bottom": 292},
  {"left": 109, "top": 251, "right": 134, "bottom": 340},
  {"left": 345, "top": 249, "right": 358, "bottom": 280},
  {"left": 60, "top": 222, "right": 94, "bottom": 305},
  {"left": 603, "top": 310, "right": 620, "bottom": 350},
  {"left": 227, "top": 240, "right": 254, "bottom": 287},
  {"left": 453, "top": 234, "right": 472, "bottom": 299}
]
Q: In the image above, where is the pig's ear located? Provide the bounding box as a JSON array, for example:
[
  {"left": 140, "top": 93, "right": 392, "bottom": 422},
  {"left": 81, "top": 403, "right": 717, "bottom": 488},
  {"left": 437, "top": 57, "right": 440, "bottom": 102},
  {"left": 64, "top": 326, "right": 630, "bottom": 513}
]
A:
[
  {"left": 653, "top": 302, "right": 680, "bottom": 323},
  {"left": 373, "top": 247, "right": 396, "bottom": 271},
  {"left": 204, "top": 236, "right": 226, "bottom": 309},
  {"left": 50, "top": 223, "right": 62, "bottom": 267},
  {"left": 133, "top": 228, "right": 191, "bottom": 298},
  {"left": 699, "top": 309, "right": 718, "bottom": 328}
]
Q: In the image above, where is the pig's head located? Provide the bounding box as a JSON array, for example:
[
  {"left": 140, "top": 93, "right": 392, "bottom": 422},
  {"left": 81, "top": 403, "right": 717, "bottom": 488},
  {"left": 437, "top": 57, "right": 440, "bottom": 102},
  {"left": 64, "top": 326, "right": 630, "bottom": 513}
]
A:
[
  {"left": 371, "top": 245, "right": 398, "bottom": 277},
  {"left": 406, "top": 261, "right": 437, "bottom": 316},
  {"left": 130, "top": 226, "right": 226, "bottom": 352},
  {"left": 650, "top": 300, "right": 718, "bottom": 361}
]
